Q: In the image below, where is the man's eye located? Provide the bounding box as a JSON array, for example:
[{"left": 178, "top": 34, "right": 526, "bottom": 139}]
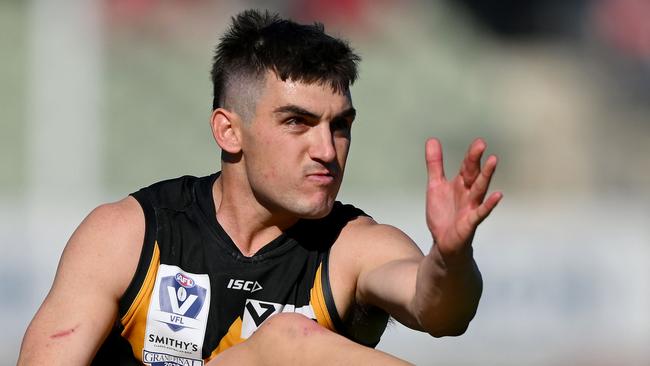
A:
[
  {"left": 331, "top": 118, "right": 351, "bottom": 131},
  {"left": 286, "top": 117, "right": 305, "bottom": 126}
]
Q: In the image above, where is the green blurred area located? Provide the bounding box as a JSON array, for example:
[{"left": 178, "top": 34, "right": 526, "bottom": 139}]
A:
[
  {"left": 0, "top": 1, "right": 26, "bottom": 196},
  {"left": 104, "top": 31, "right": 218, "bottom": 193},
  {"left": 4, "top": 1, "right": 649, "bottom": 201}
]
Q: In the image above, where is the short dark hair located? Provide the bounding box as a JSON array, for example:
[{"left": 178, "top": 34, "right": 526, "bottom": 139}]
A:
[{"left": 210, "top": 9, "right": 361, "bottom": 111}]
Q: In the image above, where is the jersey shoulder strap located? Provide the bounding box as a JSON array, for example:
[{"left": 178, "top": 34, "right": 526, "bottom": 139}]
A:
[{"left": 118, "top": 174, "right": 216, "bottom": 316}]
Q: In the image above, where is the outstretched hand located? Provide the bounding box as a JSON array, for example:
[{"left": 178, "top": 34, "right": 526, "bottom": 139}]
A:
[{"left": 425, "top": 138, "right": 502, "bottom": 261}]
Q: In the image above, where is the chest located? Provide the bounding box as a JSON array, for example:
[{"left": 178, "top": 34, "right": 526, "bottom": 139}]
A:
[{"left": 129, "top": 208, "right": 332, "bottom": 362}]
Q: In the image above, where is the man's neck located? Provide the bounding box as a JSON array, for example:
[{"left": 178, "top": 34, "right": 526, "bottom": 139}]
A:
[{"left": 212, "top": 172, "right": 299, "bottom": 257}]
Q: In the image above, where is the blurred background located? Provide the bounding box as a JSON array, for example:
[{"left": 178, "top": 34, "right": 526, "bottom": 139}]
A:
[{"left": 2, "top": 0, "right": 649, "bottom": 364}]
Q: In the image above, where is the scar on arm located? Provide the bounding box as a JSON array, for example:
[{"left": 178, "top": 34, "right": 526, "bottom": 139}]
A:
[{"left": 50, "top": 324, "right": 80, "bottom": 339}]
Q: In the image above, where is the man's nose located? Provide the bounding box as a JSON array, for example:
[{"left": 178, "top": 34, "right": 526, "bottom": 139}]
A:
[{"left": 309, "top": 123, "right": 336, "bottom": 162}]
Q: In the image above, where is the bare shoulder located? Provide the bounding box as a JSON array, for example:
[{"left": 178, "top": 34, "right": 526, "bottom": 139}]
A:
[
  {"left": 62, "top": 196, "right": 145, "bottom": 298},
  {"left": 328, "top": 213, "right": 423, "bottom": 318},
  {"left": 334, "top": 215, "right": 424, "bottom": 268},
  {"left": 18, "top": 196, "right": 145, "bottom": 364}
]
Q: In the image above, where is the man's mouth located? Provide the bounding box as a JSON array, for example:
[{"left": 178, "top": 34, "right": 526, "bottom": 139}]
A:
[{"left": 306, "top": 171, "right": 336, "bottom": 184}]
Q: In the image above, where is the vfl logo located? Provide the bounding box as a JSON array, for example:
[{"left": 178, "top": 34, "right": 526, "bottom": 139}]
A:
[
  {"left": 245, "top": 300, "right": 277, "bottom": 327},
  {"left": 158, "top": 273, "right": 207, "bottom": 332},
  {"left": 227, "top": 279, "right": 263, "bottom": 293},
  {"left": 241, "top": 300, "right": 280, "bottom": 338},
  {"left": 240, "top": 300, "right": 316, "bottom": 339}
]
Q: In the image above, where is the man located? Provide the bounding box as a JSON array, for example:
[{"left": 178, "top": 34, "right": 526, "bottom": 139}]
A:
[{"left": 18, "top": 9, "right": 501, "bottom": 365}]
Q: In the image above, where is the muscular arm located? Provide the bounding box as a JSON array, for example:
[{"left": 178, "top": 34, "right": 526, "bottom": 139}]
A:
[
  {"left": 18, "top": 197, "right": 144, "bottom": 365},
  {"left": 349, "top": 222, "right": 481, "bottom": 336},
  {"left": 352, "top": 138, "right": 501, "bottom": 337}
]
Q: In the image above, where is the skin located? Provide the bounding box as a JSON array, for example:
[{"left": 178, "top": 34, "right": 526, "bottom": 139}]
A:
[
  {"left": 18, "top": 70, "right": 501, "bottom": 365},
  {"left": 18, "top": 197, "right": 144, "bottom": 365},
  {"left": 212, "top": 313, "right": 412, "bottom": 366},
  {"left": 210, "top": 72, "right": 356, "bottom": 255}
]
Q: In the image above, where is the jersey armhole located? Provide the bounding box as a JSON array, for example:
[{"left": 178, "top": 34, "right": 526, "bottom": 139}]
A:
[
  {"left": 319, "top": 204, "right": 368, "bottom": 336},
  {"left": 117, "top": 191, "right": 157, "bottom": 317},
  {"left": 322, "top": 250, "right": 385, "bottom": 348},
  {"left": 320, "top": 249, "right": 347, "bottom": 334}
]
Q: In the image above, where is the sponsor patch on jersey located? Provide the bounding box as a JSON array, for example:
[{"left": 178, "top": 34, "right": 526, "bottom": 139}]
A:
[
  {"left": 227, "top": 278, "right": 263, "bottom": 293},
  {"left": 240, "top": 299, "right": 316, "bottom": 339},
  {"left": 142, "top": 350, "right": 202, "bottom": 366},
  {"left": 144, "top": 264, "right": 210, "bottom": 366}
]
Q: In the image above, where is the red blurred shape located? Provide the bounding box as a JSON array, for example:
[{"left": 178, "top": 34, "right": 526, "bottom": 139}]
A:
[{"left": 594, "top": 0, "right": 650, "bottom": 58}]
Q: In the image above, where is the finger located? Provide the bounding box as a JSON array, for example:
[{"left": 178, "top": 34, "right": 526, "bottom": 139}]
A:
[
  {"left": 469, "top": 154, "right": 498, "bottom": 203},
  {"left": 460, "top": 138, "right": 486, "bottom": 188},
  {"left": 426, "top": 138, "right": 445, "bottom": 182},
  {"left": 469, "top": 191, "right": 503, "bottom": 227}
]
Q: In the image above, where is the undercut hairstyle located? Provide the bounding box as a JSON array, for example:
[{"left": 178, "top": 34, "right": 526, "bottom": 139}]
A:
[{"left": 210, "top": 9, "right": 361, "bottom": 121}]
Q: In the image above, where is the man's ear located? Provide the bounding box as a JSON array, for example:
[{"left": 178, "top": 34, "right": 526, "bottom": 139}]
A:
[{"left": 210, "top": 108, "right": 242, "bottom": 154}]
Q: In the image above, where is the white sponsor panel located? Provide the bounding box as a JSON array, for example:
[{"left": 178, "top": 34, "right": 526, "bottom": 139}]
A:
[{"left": 143, "top": 264, "right": 211, "bottom": 366}]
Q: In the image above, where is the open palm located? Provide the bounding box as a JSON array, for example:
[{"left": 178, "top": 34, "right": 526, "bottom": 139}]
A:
[{"left": 425, "top": 138, "right": 502, "bottom": 259}]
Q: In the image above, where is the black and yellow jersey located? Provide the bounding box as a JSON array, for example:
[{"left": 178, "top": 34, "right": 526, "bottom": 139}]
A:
[{"left": 92, "top": 173, "right": 387, "bottom": 365}]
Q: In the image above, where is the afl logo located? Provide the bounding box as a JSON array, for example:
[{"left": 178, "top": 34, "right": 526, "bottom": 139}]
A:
[{"left": 175, "top": 273, "right": 195, "bottom": 288}]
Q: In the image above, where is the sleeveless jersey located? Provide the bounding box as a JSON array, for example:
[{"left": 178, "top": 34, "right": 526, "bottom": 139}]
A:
[{"left": 92, "top": 173, "right": 386, "bottom": 365}]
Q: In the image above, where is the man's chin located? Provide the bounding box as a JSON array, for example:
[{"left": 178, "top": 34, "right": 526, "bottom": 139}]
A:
[{"left": 295, "top": 200, "right": 335, "bottom": 220}]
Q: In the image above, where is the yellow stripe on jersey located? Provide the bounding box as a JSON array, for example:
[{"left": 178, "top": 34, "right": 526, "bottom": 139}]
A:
[
  {"left": 310, "top": 262, "right": 336, "bottom": 331},
  {"left": 207, "top": 316, "right": 244, "bottom": 362},
  {"left": 120, "top": 241, "right": 160, "bottom": 362}
]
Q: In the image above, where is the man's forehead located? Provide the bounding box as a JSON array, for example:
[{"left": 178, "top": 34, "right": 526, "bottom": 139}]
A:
[{"left": 262, "top": 72, "right": 353, "bottom": 110}]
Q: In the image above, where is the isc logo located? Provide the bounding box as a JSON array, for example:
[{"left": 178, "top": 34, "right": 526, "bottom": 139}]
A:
[{"left": 227, "top": 279, "right": 263, "bottom": 293}]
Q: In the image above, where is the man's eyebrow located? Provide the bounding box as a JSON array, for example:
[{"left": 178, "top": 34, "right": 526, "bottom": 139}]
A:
[
  {"left": 337, "top": 107, "right": 356, "bottom": 120},
  {"left": 273, "top": 105, "right": 320, "bottom": 119},
  {"left": 273, "top": 104, "right": 356, "bottom": 120}
]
